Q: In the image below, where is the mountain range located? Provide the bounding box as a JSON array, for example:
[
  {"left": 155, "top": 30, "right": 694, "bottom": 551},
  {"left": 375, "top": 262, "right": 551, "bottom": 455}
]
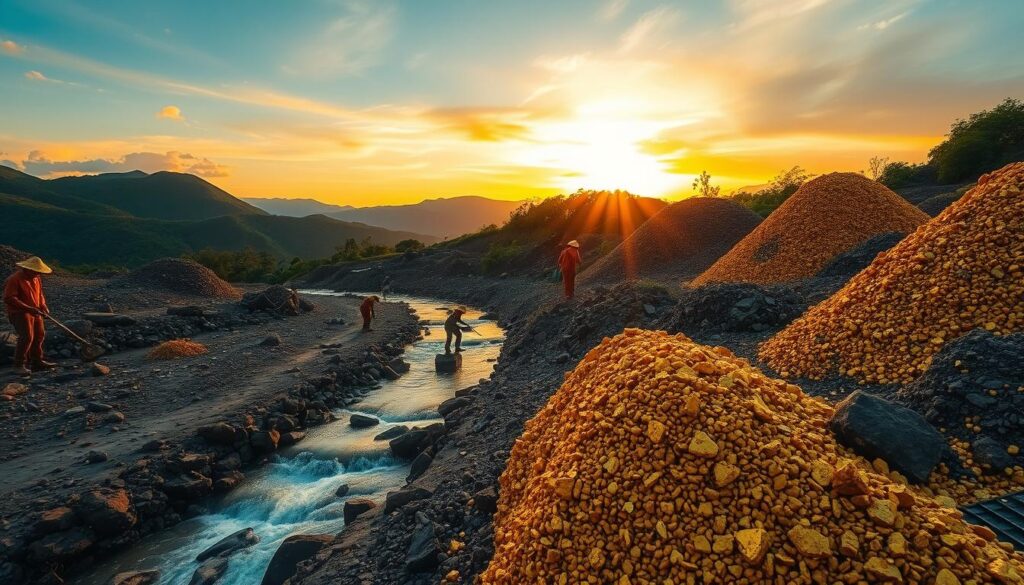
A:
[
  {"left": 244, "top": 195, "right": 524, "bottom": 239},
  {"left": 0, "top": 165, "right": 438, "bottom": 267}
]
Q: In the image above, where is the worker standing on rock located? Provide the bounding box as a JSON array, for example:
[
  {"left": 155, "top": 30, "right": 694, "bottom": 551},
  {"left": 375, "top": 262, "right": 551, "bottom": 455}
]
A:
[
  {"left": 557, "top": 240, "right": 582, "bottom": 299},
  {"left": 3, "top": 257, "right": 56, "bottom": 376},
  {"left": 360, "top": 295, "right": 380, "bottom": 332},
  {"left": 444, "top": 306, "right": 470, "bottom": 354},
  {"left": 381, "top": 275, "right": 392, "bottom": 301}
]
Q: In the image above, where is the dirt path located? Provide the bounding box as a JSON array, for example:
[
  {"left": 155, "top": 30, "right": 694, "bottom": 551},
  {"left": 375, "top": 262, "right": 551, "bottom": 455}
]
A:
[{"left": 0, "top": 295, "right": 414, "bottom": 521}]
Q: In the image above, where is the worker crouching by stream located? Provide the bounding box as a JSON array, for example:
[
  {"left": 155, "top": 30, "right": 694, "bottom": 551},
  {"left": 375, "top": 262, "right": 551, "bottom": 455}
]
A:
[
  {"left": 557, "top": 240, "right": 582, "bottom": 299},
  {"left": 444, "top": 306, "right": 469, "bottom": 354},
  {"left": 360, "top": 295, "right": 380, "bottom": 332},
  {"left": 3, "top": 256, "right": 56, "bottom": 376}
]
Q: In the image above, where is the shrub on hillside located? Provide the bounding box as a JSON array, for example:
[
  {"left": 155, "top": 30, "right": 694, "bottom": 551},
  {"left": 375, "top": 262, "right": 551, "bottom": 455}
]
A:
[
  {"left": 730, "top": 166, "right": 812, "bottom": 217},
  {"left": 930, "top": 98, "right": 1024, "bottom": 183},
  {"left": 481, "top": 240, "right": 523, "bottom": 274}
]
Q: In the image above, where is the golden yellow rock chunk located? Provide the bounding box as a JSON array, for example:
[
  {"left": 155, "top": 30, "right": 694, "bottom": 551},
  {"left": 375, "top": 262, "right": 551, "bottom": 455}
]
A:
[
  {"left": 839, "top": 530, "right": 859, "bottom": 557},
  {"left": 865, "top": 557, "right": 903, "bottom": 582},
  {"left": 811, "top": 459, "right": 834, "bottom": 487},
  {"left": 787, "top": 526, "right": 831, "bottom": 559},
  {"left": 735, "top": 528, "right": 770, "bottom": 564},
  {"left": 688, "top": 431, "right": 719, "bottom": 458},
  {"left": 693, "top": 535, "right": 712, "bottom": 553},
  {"left": 588, "top": 547, "right": 604, "bottom": 568},
  {"left": 646, "top": 419, "right": 667, "bottom": 444},
  {"left": 551, "top": 477, "right": 575, "bottom": 499},
  {"left": 832, "top": 462, "right": 870, "bottom": 496},
  {"left": 887, "top": 532, "right": 907, "bottom": 556},
  {"left": 1009, "top": 444, "right": 1020, "bottom": 456},
  {"left": 712, "top": 535, "right": 734, "bottom": 554},
  {"left": 935, "top": 568, "right": 961, "bottom": 585},
  {"left": 868, "top": 499, "right": 898, "bottom": 527},
  {"left": 713, "top": 462, "right": 741, "bottom": 487},
  {"left": 683, "top": 394, "right": 700, "bottom": 416},
  {"left": 989, "top": 559, "right": 1023, "bottom": 584}
]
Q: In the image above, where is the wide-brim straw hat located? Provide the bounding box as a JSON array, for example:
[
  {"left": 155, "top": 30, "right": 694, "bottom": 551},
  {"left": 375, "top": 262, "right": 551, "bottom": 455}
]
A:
[
  {"left": 454, "top": 305, "right": 468, "bottom": 313},
  {"left": 15, "top": 256, "right": 52, "bottom": 274},
  {"left": 567, "top": 240, "right": 580, "bottom": 248}
]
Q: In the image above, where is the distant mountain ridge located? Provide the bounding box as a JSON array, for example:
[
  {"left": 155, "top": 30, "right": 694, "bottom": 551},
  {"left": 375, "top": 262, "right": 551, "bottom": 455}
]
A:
[
  {"left": 0, "top": 165, "right": 438, "bottom": 267},
  {"left": 245, "top": 195, "right": 524, "bottom": 239}
]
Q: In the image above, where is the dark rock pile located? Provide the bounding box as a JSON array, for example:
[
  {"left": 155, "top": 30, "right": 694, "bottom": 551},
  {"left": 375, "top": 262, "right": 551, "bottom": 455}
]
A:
[
  {"left": 240, "top": 285, "right": 315, "bottom": 316},
  {"left": 816, "top": 232, "right": 906, "bottom": 279},
  {"left": 0, "top": 245, "right": 33, "bottom": 278},
  {"left": 659, "top": 282, "right": 805, "bottom": 333},
  {"left": 107, "top": 259, "right": 240, "bottom": 299},
  {"left": 918, "top": 191, "right": 963, "bottom": 217},
  {"left": 895, "top": 329, "right": 1024, "bottom": 465}
]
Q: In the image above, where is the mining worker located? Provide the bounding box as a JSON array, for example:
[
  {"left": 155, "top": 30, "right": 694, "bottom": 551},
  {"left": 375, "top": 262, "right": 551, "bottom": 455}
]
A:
[
  {"left": 557, "top": 240, "right": 582, "bottom": 299},
  {"left": 444, "top": 306, "right": 470, "bottom": 354},
  {"left": 3, "top": 257, "right": 56, "bottom": 375},
  {"left": 381, "top": 275, "right": 392, "bottom": 301},
  {"left": 360, "top": 295, "right": 380, "bottom": 332}
]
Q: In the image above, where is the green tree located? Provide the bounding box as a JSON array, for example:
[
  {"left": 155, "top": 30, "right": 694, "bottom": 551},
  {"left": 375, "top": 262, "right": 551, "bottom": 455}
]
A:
[
  {"left": 395, "top": 239, "right": 425, "bottom": 253},
  {"left": 691, "top": 171, "right": 721, "bottom": 198},
  {"left": 928, "top": 98, "right": 1024, "bottom": 183}
]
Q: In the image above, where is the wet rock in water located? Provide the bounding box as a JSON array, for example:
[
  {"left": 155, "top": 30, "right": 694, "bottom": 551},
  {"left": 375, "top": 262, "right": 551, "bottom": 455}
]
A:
[
  {"left": 91, "top": 363, "right": 111, "bottom": 376},
  {"left": 75, "top": 488, "right": 136, "bottom": 536},
  {"left": 349, "top": 413, "right": 380, "bottom": 428},
  {"left": 85, "top": 450, "right": 109, "bottom": 464},
  {"left": 196, "top": 527, "right": 260, "bottom": 562},
  {"left": 381, "top": 365, "right": 401, "bottom": 380},
  {"left": 110, "top": 570, "right": 160, "bottom": 585},
  {"left": 260, "top": 334, "right": 282, "bottom": 347},
  {"left": 197, "top": 422, "right": 237, "bottom": 445},
  {"left": 374, "top": 425, "right": 408, "bottom": 441},
  {"left": 435, "top": 352, "right": 462, "bottom": 373},
  {"left": 343, "top": 498, "right": 377, "bottom": 523},
  {"left": 278, "top": 431, "right": 306, "bottom": 447},
  {"left": 972, "top": 436, "right": 1016, "bottom": 474},
  {"left": 389, "top": 424, "right": 443, "bottom": 459},
  {"left": 437, "top": 396, "right": 470, "bottom": 417},
  {"left": 389, "top": 357, "right": 411, "bottom": 374},
  {"left": 260, "top": 534, "right": 333, "bottom": 585},
  {"left": 405, "top": 521, "right": 441, "bottom": 573},
  {"left": 473, "top": 486, "right": 498, "bottom": 515},
  {"left": 28, "top": 527, "right": 95, "bottom": 563},
  {"left": 830, "top": 391, "right": 945, "bottom": 483},
  {"left": 189, "top": 557, "right": 228, "bottom": 585},
  {"left": 384, "top": 487, "right": 433, "bottom": 514},
  {"left": 250, "top": 429, "right": 281, "bottom": 452},
  {"left": 335, "top": 484, "right": 350, "bottom": 497},
  {"left": 407, "top": 452, "right": 432, "bottom": 482}
]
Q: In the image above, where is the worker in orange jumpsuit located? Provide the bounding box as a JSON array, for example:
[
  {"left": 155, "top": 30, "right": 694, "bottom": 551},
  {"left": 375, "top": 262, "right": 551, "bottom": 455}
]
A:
[
  {"left": 360, "top": 295, "right": 380, "bottom": 332},
  {"left": 3, "top": 256, "right": 55, "bottom": 376},
  {"left": 557, "top": 240, "right": 582, "bottom": 299}
]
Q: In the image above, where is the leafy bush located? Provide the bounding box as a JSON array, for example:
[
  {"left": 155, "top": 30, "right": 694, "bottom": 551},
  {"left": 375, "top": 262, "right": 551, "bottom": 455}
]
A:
[
  {"left": 730, "top": 166, "right": 812, "bottom": 217},
  {"left": 929, "top": 98, "right": 1024, "bottom": 183},
  {"left": 185, "top": 248, "right": 278, "bottom": 282},
  {"left": 877, "top": 161, "right": 934, "bottom": 189},
  {"left": 395, "top": 238, "right": 425, "bottom": 253},
  {"left": 481, "top": 240, "right": 523, "bottom": 274}
]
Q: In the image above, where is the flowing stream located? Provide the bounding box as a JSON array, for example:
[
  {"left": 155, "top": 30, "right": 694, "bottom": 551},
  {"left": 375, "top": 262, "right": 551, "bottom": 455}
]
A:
[{"left": 74, "top": 293, "right": 503, "bottom": 585}]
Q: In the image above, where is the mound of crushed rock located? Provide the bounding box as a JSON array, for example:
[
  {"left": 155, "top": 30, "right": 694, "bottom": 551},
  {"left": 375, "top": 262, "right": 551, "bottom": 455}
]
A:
[
  {"left": 240, "top": 285, "right": 315, "bottom": 316},
  {"left": 0, "top": 245, "right": 34, "bottom": 278},
  {"left": 760, "top": 162, "right": 1024, "bottom": 384},
  {"left": 582, "top": 198, "right": 761, "bottom": 284},
  {"left": 660, "top": 282, "right": 805, "bottom": 333},
  {"left": 483, "top": 329, "right": 1024, "bottom": 585},
  {"left": 693, "top": 173, "right": 928, "bottom": 285},
  {"left": 816, "top": 232, "right": 906, "bottom": 279},
  {"left": 896, "top": 330, "right": 1024, "bottom": 468},
  {"left": 108, "top": 258, "right": 240, "bottom": 299}
]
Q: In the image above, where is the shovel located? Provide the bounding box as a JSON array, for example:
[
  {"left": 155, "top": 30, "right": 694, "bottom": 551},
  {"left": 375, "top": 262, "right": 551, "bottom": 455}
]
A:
[{"left": 43, "top": 314, "right": 105, "bottom": 361}]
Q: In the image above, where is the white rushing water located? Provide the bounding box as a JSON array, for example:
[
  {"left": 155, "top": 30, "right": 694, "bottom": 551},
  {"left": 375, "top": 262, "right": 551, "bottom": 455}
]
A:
[{"left": 74, "top": 293, "right": 503, "bottom": 585}]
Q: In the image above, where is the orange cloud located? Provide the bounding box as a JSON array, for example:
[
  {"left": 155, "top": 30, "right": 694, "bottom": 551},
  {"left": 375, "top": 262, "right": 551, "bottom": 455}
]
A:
[
  {"left": 1, "top": 40, "right": 23, "bottom": 54},
  {"left": 156, "top": 105, "right": 184, "bottom": 121}
]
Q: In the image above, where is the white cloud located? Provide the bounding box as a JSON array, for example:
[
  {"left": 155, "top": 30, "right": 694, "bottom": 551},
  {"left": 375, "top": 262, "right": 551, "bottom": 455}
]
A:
[
  {"left": 21, "top": 151, "right": 229, "bottom": 178},
  {"left": 728, "top": 0, "right": 833, "bottom": 32},
  {"left": 600, "top": 0, "right": 629, "bottom": 21},
  {"left": 619, "top": 6, "right": 681, "bottom": 53},
  {"left": 285, "top": 0, "right": 396, "bottom": 77},
  {"left": 1, "top": 39, "right": 23, "bottom": 54},
  {"left": 535, "top": 53, "right": 590, "bottom": 73},
  {"left": 859, "top": 11, "right": 910, "bottom": 31},
  {"left": 25, "top": 70, "right": 50, "bottom": 81},
  {"left": 156, "top": 105, "right": 185, "bottom": 121}
]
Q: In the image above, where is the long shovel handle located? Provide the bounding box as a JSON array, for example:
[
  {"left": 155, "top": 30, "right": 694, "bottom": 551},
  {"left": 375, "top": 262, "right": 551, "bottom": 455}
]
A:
[{"left": 43, "top": 314, "right": 93, "bottom": 346}]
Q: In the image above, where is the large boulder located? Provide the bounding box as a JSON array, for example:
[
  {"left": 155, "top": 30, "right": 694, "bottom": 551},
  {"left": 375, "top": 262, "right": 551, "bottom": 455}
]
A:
[
  {"left": 28, "top": 527, "right": 95, "bottom": 563},
  {"left": 384, "top": 487, "right": 433, "bottom": 514},
  {"left": 110, "top": 570, "right": 160, "bottom": 585},
  {"left": 260, "top": 534, "right": 333, "bottom": 585},
  {"left": 349, "top": 413, "right": 380, "bottom": 428},
  {"left": 343, "top": 499, "right": 377, "bottom": 524},
  {"left": 830, "top": 391, "right": 945, "bottom": 483},
  {"left": 196, "top": 527, "right": 259, "bottom": 562},
  {"left": 189, "top": 557, "right": 228, "bottom": 585},
  {"left": 162, "top": 472, "right": 213, "bottom": 500},
  {"left": 388, "top": 423, "right": 444, "bottom": 459},
  {"left": 197, "top": 423, "right": 238, "bottom": 445},
  {"left": 240, "top": 286, "right": 311, "bottom": 316},
  {"left": 74, "top": 488, "right": 136, "bottom": 537},
  {"left": 405, "top": 521, "right": 441, "bottom": 573}
]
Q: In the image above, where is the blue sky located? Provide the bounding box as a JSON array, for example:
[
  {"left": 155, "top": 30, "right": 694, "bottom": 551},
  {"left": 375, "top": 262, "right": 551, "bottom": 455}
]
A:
[{"left": 1, "top": 0, "right": 1023, "bottom": 204}]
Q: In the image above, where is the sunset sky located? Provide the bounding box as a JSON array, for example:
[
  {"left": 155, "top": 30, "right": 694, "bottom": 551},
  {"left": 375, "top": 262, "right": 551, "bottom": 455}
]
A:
[{"left": 1, "top": 0, "right": 1023, "bottom": 206}]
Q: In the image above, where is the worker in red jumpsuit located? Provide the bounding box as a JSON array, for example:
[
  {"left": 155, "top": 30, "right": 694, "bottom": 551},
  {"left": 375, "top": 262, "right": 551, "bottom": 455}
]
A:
[
  {"left": 3, "top": 256, "right": 55, "bottom": 376},
  {"left": 557, "top": 240, "right": 582, "bottom": 299},
  {"left": 360, "top": 295, "right": 380, "bottom": 332}
]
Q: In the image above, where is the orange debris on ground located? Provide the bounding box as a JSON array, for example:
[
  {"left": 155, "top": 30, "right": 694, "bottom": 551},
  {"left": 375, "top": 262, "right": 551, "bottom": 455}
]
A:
[
  {"left": 146, "top": 339, "right": 208, "bottom": 360},
  {"left": 760, "top": 162, "right": 1024, "bottom": 384},
  {"left": 692, "top": 172, "right": 927, "bottom": 285},
  {"left": 482, "top": 329, "right": 1024, "bottom": 585}
]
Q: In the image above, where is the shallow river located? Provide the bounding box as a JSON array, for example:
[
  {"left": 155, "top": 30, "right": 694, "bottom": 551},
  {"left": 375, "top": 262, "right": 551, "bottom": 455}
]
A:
[{"left": 74, "top": 293, "right": 503, "bottom": 585}]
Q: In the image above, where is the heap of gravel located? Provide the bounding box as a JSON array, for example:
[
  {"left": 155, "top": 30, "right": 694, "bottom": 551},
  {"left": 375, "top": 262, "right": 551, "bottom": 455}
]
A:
[
  {"left": 659, "top": 282, "right": 806, "bottom": 333},
  {"left": 693, "top": 172, "right": 928, "bottom": 285},
  {"left": 895, "top": 329, "right": 1024, "bottom": 464},
  {"left": 581, "top": 198, "right": 761, "bottom": 284},
  {"left": 0, "top": 245, "right": 33, "bottom": 278},
  {"left": 107, "top": 258, "right": 241, "bottom": 299},
  {"left": 918, "top": 191, "right": 964, "bottom": 217},
  {"left": 816, "top": 232, "right": 906, "bottom": 279}
]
